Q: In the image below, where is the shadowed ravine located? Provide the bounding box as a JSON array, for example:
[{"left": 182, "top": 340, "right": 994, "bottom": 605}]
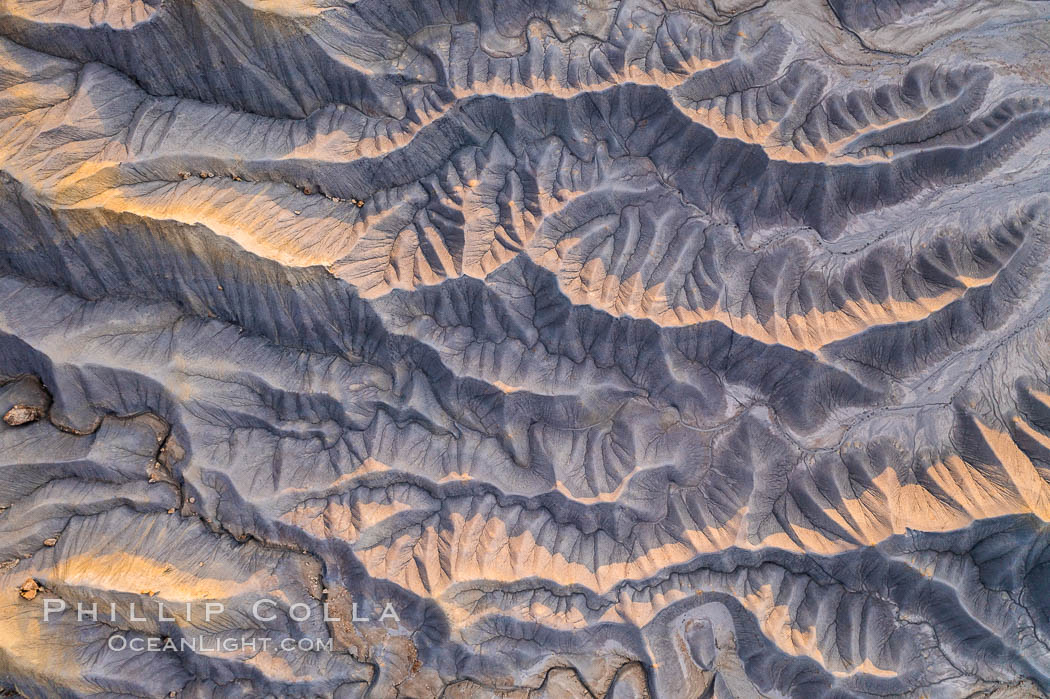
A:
[{"left": 1, "top": 0, "right": 1050, "bottom": 696}]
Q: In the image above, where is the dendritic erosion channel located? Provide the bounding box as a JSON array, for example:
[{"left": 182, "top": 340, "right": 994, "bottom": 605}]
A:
[{"left": 1, "top": 0, "right": 1050, "bottom": 696}]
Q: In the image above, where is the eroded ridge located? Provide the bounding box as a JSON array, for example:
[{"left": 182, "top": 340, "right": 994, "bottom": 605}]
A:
[{"left": 1, "top": 0, "right": 1050, "bottom": 696}]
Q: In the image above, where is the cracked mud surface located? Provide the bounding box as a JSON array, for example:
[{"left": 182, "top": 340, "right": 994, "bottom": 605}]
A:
[{"left": 1, "top": 0, "right": 1050, "bottom": 696}]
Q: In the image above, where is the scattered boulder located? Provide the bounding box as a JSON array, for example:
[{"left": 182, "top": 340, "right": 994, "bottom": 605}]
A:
[
  {"left": 18, "top": 579, "right": 38, "bottom": 601},
  {"left": 3, "top": 405, "right": 43, "bottom": 426}
]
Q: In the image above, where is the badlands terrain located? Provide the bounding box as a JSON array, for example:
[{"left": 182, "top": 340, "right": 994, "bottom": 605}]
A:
[{"left": 1, "top": 0, "right": 1050, "bottom": 696}]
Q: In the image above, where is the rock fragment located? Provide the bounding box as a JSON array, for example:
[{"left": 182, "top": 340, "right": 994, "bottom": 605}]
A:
[
  {"left": 3, "top": 405, "right": 43, "bottom": 426},
  {"left": 18, "top": 579, "right": 38, "bottom": 600}
]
